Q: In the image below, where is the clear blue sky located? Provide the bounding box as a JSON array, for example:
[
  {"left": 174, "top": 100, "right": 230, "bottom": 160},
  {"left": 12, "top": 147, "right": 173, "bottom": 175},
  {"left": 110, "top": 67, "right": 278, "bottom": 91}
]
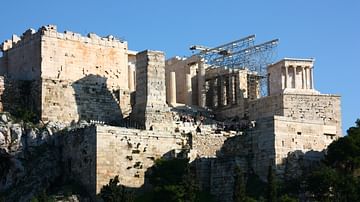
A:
[{"left": 1, "top": 0, "right": 359, "bottom": 134}]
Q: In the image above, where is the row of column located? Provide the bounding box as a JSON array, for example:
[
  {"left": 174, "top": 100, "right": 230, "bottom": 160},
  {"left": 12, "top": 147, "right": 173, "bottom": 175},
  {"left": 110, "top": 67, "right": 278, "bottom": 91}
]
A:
[
  {"left": 205, "top": 74, "right": 240, "bottom": 109},
  {"left": 284, "top": 65, "right": 314, "bottom": 89},
  {"left": 169, "top": 70, "right": 241, "bottom": 108}
]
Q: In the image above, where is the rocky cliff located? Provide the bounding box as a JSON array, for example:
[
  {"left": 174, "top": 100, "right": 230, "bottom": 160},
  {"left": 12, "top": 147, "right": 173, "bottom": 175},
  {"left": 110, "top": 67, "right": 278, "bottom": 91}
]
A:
[{"left": 0, "top": 113, "right": 87, "bottom": 201}]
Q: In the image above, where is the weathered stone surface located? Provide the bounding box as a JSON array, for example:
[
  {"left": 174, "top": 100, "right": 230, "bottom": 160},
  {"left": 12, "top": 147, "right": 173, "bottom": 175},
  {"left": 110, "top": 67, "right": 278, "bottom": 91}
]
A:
[{"left": 132, "top": 50, "right": 172, "bottom": 130}]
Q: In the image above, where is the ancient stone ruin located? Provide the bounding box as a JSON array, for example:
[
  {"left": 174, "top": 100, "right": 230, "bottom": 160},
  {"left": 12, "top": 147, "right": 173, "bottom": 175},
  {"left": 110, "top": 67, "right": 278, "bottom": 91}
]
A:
[{"left": 0, "top": 25, "right": 341, "bottom": 201}]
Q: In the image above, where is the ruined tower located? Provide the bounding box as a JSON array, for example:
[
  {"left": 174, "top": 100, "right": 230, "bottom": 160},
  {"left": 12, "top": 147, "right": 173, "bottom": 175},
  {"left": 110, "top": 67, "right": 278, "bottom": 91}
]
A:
[{"left": 132, "top": 50, "right": 171, "bottom": 130}]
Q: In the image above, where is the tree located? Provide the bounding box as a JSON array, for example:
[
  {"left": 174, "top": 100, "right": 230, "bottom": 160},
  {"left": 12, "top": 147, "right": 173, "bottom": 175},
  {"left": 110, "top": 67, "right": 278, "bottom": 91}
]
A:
[
  {"left": 278, "top": 194, "right": 297, "bottom": 202},
  {"left": 304, "top": 119, "right": 360, "bottom": 201},
  {"left": 266, "top": 165, "right": 277, "bottom": 202},
  {"left": 181, "top": 165, "right": 199, "bottom": 202},
  {"left": 233, "top": 166, "right": 246, "bottom": 202},
  {"left": 148, "top": 158, "right": 202, "bottom": 202},
  {"left": 306, "top": 165, "right": 338, "bottom": 201},
  {"left": 98, "top": 176, "right": 133, "bottom": 202},
  {"left": 325, "top": 119, "right": 360, "bottom": 174}
]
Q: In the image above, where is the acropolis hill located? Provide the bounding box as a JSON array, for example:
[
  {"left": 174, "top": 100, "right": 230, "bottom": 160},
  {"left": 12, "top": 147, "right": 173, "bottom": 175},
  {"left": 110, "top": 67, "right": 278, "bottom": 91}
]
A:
[{"left": 0, "top": 25, "right": 341, "bottom": 201}]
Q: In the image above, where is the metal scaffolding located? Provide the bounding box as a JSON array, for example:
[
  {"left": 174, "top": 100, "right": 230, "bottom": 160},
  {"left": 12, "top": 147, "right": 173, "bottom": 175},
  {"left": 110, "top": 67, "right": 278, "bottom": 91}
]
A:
[{"left": 190, "top": 35, "right": 279, "bottom": 96}]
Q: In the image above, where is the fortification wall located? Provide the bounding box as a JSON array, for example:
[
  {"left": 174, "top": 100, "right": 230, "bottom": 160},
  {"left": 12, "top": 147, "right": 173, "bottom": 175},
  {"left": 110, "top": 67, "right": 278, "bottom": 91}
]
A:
[
  {"left": 247, "top": 94, "right": 283, "bottom": 120},
  {"left": 95, "top": 125, "right": 185, "bottom": 193},
  {"left": 282, "top": 93, "right": 341, "bottom": 136},
  {"left": 41, "top": 77, "right": 128, "bottom": 124},
  {"left": 40, "top": 26, "right": 129, "bottom": 89},
  {"left": 0, "top": 30, "right": 42, "bottom": 80},
  {"left": 209, "top": 157, "right": 247, "bottom": 202},
  {"left": 61, "top": 126, "right": 97, "bottom": 196},
  {"left": 0, "top": 76, "right": 41, "bottom": 116},
  {"left": 0, "top": 56, "right": 5, "bottom": 75},
  {"left": 206, "top": 117, "right": 275, "bottom": 202},
  {"left": 133, "top": 50, "right": 172, "bottom": 130},
  {"left": 0, "top": 25, "right": 132, "bottom": 124},
  {"left": 191, "top": 134, "right": 229, "bottom": 158},
  {"left": 273, "top": 116, "right": 336, "bottom": 174}
]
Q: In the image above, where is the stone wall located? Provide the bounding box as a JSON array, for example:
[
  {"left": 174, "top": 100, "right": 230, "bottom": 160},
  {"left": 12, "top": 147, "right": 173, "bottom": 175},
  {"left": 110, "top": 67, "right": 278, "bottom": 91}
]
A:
[
  {"left": 0, "top": 76, "right": 41, "bottom": 117},
  {"left": 0, "top": 25, "right": 132, "bottom": 124},
  {"left": 61, "top": 125, "right": 186, "bottom": 197},
  {"left": 247, "top": 94, "right": 284, "bottom": 120},
  {"left": 282, "top": 94, "right": 341, "bottom": 136},
  {"left": 0, "top": 29, "right": 42, "bottom": 80},
  {"left": 274, "top": 116, "right": 337, "bottom": 174},
  {"left": 95, "top": 125, "right": 185, "bottom": 193},
  {"left": 61, "top": 126, "right": 97, "bottom": 196},
  {"left": 0, "top": 56, "right": 5, "bottom": 75},
  {"left": 209, "top": 157, "right": 247, "bottom": 202},
  {"left": 40, "top": 26, "right": 129, "bottom": 89},
  {"left": 133, "top": 50, "right": 172, "bottom": 130},
  {"left": 41, "top": 77, "right": 127, "bottom": 124},
  {"left": 191, "top": 134, "right": 228, "bottom": 158}
]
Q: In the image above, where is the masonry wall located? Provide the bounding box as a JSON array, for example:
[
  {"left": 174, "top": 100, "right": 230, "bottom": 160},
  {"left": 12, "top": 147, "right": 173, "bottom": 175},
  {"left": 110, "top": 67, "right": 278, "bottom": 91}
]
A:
[
  {"left": 1, "top": 32, "right": 42, "bottom": 80},
  {"left": 41, "top": 77, "right": 127, "bottom": 124},
  {"left": 190, "top": 134, "right": 229, "bottom": 159},
  {"left": 38, "top": 27, "right": 131, "bottom": 123},
  {"left": 0, "top": 56, "right": 5, "bottom": 75},
  {"left": 273, "top": 116, "right": 336, "bottom": 175},
  {"left": 133, "top": 50, "right": 172, "bottom": 130},
  {"left": 61, "top": 126, "right": 97, "bottom": 197},
  {"left": 0, "top": 25, "right": 132, "bottom": 124},
  {"left": 282, "top": 94, "right": 341, "bottom": 136},
  {"left": 0, "top": 76, "right": 41, "bottom": 117},
  {"left": 206, "top": 117, "right": 275, "bottom": 202},
  {"left": 95, "top": 125, "right": 185, "bottom": 193},
  {"left": 40, "top": 28, "right": 129, "bottom": 89}
]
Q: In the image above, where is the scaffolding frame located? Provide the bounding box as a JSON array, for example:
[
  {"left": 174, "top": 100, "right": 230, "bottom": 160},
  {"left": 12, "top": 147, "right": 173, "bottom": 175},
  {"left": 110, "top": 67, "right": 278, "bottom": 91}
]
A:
[{"left": 190, "top": 35, "right": 279, "bottom": 96}]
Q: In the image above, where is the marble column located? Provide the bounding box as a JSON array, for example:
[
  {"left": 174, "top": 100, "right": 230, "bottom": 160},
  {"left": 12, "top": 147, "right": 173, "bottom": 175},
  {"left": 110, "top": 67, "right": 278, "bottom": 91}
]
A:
[
  {"left": 214, "top": 78, "right": 219, "bottom": 108},
  {"left": 306, "top": 67, "right": 310, "bottom": 89},
  {"left": 310, "top": 67, "right": 314, "bottom": 89},
  {"left": 293, "top": 66, "right": 297, "bottom": 88},
  {"left": 235, "top": 72, "right": 242, "bottom": 104},
  {"left": 301, "top": 66, "right": 305, "bottom": 89},
  {"left": 185, "top": 74, "right": 192, "bottom": 105},
  {"left": 197, "top": 62, "right": 206, "bottom": 108},
  {"left": 128, "top": 65, "right": 135, "bottom": 92},
  {"left": 218, "top": 77, "right": 224, "bottom": 107},
  {"left": 169, "top": 72, "right": 176, "bottom": 105},
  {"left": 285, "top": 65, "right": 289, "bottom": 88},
  {"left": 208, "top": 79, "right": 215, "bottom": 108}
]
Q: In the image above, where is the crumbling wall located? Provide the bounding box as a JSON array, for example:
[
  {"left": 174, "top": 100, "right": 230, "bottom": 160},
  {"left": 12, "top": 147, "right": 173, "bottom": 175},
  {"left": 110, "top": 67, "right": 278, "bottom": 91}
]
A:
[
  {"left": 191, "top": 134, "right": 228, "bottom": 157},
  {"left": 61, "top": 126, "right": 97, "bottom": 197},
  {"left": 0, "top": 25, "right": 132, "bottom": 124},
  {"left": 40, "top": 26, "right": 129, "bottom": 89},
  {"left": 209, "top": 157, "right": 247, "bottom": 202},
  {"left": 0, "top": 76, "right": 41, "bottom": 117},
  {"left": 95, "top": 125, "right": 185, "bottom": 193},
  {"left": 205, "top": 117, "right": 275, "bottom": 202},
  {"left": 282, "top": 94, "right": 341, "bottom": 136},
  {"left": 133, "top": 50, "right": 172, "bottom": 130},
  {"left": 247, "top": 94, "right": 284, "bottom": 120},
  {"left": 0, "top": 56, "right": 6, "bottom": 75},
  {"left": 41, "top": 76, "right": 126, "bottom": 124},
  {"left": 0, "top": 30, "right": 42, "bottom": 80},
  {"left": 274, "top": 116, "right": 337, "bottom": 175}
]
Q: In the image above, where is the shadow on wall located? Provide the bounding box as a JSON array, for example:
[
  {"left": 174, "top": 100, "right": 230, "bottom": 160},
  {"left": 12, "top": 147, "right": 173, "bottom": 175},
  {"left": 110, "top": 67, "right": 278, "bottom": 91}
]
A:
[
  {"left": 72, "top": 74, "right": 123, "bottom": 125},
  {"left": 0, "top": 77, "right": 41, "bottom": 122}
]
